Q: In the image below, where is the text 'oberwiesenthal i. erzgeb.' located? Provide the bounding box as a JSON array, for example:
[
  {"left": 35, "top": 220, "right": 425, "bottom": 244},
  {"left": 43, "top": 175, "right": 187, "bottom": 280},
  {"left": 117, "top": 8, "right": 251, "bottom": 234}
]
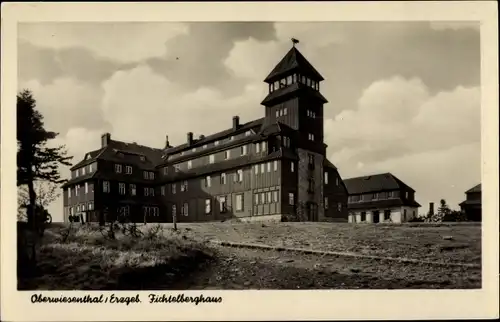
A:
[{"left": 61, "top": 44, "right": 432, "bottom": 224}]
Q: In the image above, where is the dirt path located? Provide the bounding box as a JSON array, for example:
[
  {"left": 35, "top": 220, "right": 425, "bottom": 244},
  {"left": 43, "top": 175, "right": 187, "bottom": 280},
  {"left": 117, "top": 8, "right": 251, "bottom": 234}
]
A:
[{"left": 173, "top": 246, "right": 482, "bottom": 290}]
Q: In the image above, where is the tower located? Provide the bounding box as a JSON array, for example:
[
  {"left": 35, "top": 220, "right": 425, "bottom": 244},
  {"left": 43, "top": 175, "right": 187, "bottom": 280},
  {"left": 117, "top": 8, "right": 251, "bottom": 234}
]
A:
[{"left": 261, "top": 41, "right": 329, "bottom": 221}]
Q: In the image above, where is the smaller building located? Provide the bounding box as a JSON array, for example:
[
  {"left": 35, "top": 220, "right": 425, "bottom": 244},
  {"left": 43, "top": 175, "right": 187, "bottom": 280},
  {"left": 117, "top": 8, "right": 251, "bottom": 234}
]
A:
[
  {"left": 344, "top": 173, "right": 421, "bottom": 223},
  {"left": 459, "top": 184, "right": 481, "bottom": 221}
]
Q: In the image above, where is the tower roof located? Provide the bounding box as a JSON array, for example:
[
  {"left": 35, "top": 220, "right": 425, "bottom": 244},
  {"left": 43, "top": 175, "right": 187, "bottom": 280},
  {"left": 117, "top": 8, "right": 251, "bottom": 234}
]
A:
[{"left": 264, "top": 46, "right": 324, "bottom": 83}]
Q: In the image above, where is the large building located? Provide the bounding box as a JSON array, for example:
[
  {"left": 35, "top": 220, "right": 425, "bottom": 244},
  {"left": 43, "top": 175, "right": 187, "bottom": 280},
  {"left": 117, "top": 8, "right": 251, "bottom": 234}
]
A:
[
  {"left": 344, "top": 173, "right": 421, "bottom": 223},
  {"left": 459, "top": 184, "right": 481, "bottom": 221},
  {"left": 61, "top": 44, "right": 349, "bottom": 223}
]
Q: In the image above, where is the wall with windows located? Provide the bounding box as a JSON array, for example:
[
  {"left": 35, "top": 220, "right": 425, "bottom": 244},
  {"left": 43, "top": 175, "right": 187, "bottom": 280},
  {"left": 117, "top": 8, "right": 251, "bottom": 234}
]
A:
[
  {"left": 71, "top": 161, "right": 97, "bottom": 179},
  {"left": 296, "top": 149, "right": 325, "bottom": 221},
  {"left": 348, "top": 190, "right": 401, "bottom": 204},
  {"left": 348, "top": 206, "right": 419, "bottom": 224},
  {"left": 323, "top": 168, "right": 348, "bottom": 221}
]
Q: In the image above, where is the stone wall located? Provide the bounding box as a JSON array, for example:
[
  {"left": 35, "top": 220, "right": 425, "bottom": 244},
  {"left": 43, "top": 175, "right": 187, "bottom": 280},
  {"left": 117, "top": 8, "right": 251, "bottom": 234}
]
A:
[{"left": 296, "top": 148, "right": 325, "bottom": 221}]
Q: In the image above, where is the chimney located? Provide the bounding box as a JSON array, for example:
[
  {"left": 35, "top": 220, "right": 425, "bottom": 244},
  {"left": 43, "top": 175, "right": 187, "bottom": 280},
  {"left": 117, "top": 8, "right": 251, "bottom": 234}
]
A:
[
  {"left": 101, "top": 133, "right": 111, "bottom": 148},
  {"left": 199, "top": 134, "right": 205, "bottom": 140},
  {"left": 429, "top": 202, "right": 435, "bottom": 215},
  {"left": 165, "top": 135, "right": 171, "bottom": 148},
  {"left": 232, "top": 116, "right": 240, "bottom": 131},
  {"left": 187, "top": 132, "right": 194, "bottom": 145}
]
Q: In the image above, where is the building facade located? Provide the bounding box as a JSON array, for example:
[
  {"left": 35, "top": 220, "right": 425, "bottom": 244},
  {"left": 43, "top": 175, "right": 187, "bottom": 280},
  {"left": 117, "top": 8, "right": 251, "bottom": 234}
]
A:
[
  {"left": 344, "top": 173, "right": 421, "bottom": 223},
  {"left": 459, "top": 184, "right": 481, "bottom": 221},
  {"left": 61, "top": 45, "right": 349, "bottom": 223}
]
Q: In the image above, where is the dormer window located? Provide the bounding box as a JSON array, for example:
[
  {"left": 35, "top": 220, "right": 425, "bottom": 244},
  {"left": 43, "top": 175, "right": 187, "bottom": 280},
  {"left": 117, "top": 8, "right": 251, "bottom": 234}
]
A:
[
  {"left": 140, "top": 156, "right": 145, "bottom": 161},
  {"left": 286, "top": 75, "right": 292, "bottom": 84},
  {"left": 85, "top": 154, "right": 91, "bottom": 160}
]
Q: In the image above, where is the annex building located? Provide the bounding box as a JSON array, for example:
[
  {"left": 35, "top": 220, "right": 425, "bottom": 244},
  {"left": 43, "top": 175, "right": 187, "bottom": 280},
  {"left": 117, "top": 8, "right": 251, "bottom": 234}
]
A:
[{"left": 61, "top": 44, "right": 349, "bottom": 224}]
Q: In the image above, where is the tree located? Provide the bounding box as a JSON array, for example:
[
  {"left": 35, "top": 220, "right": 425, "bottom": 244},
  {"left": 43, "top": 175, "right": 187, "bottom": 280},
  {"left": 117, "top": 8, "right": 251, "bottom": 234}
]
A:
[
  {"left": 17, "top": 181, "right": 59, "bottom": 221},
  {"left": 17, "top": 89, "right": 72, "bottom": 231}
]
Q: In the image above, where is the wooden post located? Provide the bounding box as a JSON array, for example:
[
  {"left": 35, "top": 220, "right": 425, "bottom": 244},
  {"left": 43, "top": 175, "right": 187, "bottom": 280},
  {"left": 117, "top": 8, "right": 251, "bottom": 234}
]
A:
[{"left": 173, "top": 213, "right": 177, "bottom": 231}]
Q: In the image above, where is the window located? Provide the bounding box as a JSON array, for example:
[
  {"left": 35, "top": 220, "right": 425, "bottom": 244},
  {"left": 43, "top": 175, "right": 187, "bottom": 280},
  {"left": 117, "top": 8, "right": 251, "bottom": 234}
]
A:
[
  {"left": 308, "top": 179, "right": 315, "bottom": 193},
  {"left": 130, "top": 184, "right": 136, "bottom": 196},
  {"left": 405, "top": 192, "right": 409, "bottom": 199},
  {"left": 82, "top": 167, "right": 86, "bottom": 176},
  {"left": 209, "top": 154, "right": 215, "bottom": 164},
  {"left": 75, "top": 185, "right": 79, "bottom": 196},
  {"left": 203, "top": 144, "right": 208, "bottom": 149},
  {"left": 149, "top": 172, "right": 155, "bottom": 180},
  {"left": 174, "top": 165, "right": 180, "bottom": 172},
  {"left": 89, "top": 163, "right": 94, "bottom": 172},
  {"left": 161, "top": 186, "right": 165, "bottom": 196},
  {"left": 163, "top": 167, "right": 168, "bottom": 175},
  {"left": 81, "top": 204, "right": 86, "bottom": 211},
  {"left": 237, "top": 169, "right": 243, "bottom": 182},
  {"left": 283, "top": 107, "right": 288, "bottom": 115},
  {"left": 88, "top": 202, "right": 93, "bottom": 210},
  {"left": 85, "top": 182, "right": 89, "bottom": 194},
  {"left": 181, "top": 180, "right": 188, "bottom": 191},
  {"left": 337, "top": 203, "right": 342, "bottom": 212},
  {"left": 219, "top": 196, "right": 228, "bottom": 213},
  {"left": 287, "top": 75, "right": 292, "bottom": 84},
  {"left": 361, "top": 212, "right": 366, "bottom": 222},
  {"left": 68, "top": 187, "right": 72, "bottom": 199},
  {"left": 260, "top": 193, "right": 265, "bottom": 204},
  {"left": 266, "top": 192, "right": 272, "bottom": 204},
  {"left": 187, "top": 160, "right": 192, "bottom": 169},
  {"left": 260, "top": 163, "right": 265, "bottom": 173},
  {"left": 261, "top": 141, "right": 267, "bottom": 152},
  {"left": 291, "top": 162, "right": 294, "bottom": 172},
  {"left": 236, "top": 194, "right": 243, "bottom": 211},
  {"left": 221, "top": 173, "right": 227, "bottom": 185},
  {"left": 192, "top": 148, "right": 197, "bottom": 152},
  {"left": 308, "top": 133, "right": 315, "bottom": 141},
  {"left": 283, "top": 136, "right": 291, "bottom": 148},
  {"left": 288, "top": 193, "right": 295, "bottom": 205},
  {"left": 126, "top": 166, "right": 132, "bottom": 174},
  {"left": 325, "top": 172, "right": 329, "bottom": 184},
  {"left": 293, "top": 74, "right": 297, "bottom": 83},
  {"left": 241, "top": 145, "right": 247, "bottom": 155},
  {"left": 274, "top": 160, "right": 278, "bottom": 171},
  {"left": 103, "top": 181, "right": 110, "bottom": 193},
  {"left": 388, "top": 191, "right": 394, "bottom": 198},
  {"left": 336, "top": 177, "right": 339, "bottom": 186},
  {"left": 301, "top": 75, "right": 306, "bottom": 83},
  {"left": 214, "top": 140, "right": 219, "bottom": 146},
  {"left": 254, "top": 164, "right": 259, "bottom": 174},
  {"left": 273, "top": 191, "right": 279, "bottom": 203},
  {"left": 372, "top": 193, "right": 379, "bottom": 200},
  {"left": 171, "top": 183, "right": 176, "bottom": 194},
  {"left": 182, "top": 203, "right": 189, "bottom": 216},
  {"left": 245, "top": 131, "right": 251, "bottom": 137},
  {"left": 119, "top": 183, "right": 126, "bottom": 195},
  {"left": 267, "top": 162, "right": 271, "bottom": 172},
  {"left": 205, "top": 199, "right": 212, "bottom": 214},
  {"left": 254, "top": 194, "right": 259, "bottom": 205},
  {"left": 230, "top": 136, "right": 235, "bottom": 141},
  {"left": 275, "top": 110, "right": 279, "bottom": 118},
  {"left": 143, "top": 171, "right": 148, "bottom": 179},
  {"left": 225, "top": 150, "right": 230, "bottom": 160},
  {"left": 205, "top": 176, "right": 211, "bottom": 188},
  {"left": 115, "top": 164, "right": 122, "bottom": 173},
  {"left": 144, "top": 188, "right": 149, "bottom": 196},
  {"left": 256, "top": 143, "right": 261, "bottom": 153},
  {"left": 76, "top": 205, "right": 80, "bottom": 212},
  {"left": 324, "top": 197, "right": 329, "bottom": 209}
]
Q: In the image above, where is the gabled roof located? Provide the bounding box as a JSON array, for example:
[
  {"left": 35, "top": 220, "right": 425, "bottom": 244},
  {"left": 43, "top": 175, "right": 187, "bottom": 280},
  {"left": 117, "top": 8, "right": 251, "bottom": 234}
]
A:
[
  {"left": 466, "top": 184, "right": 481, "bottom": 194},
  {"left": 69, "top": 138, "right": 163, "bottom": 172},
  {"left": 264, "top": 47, "right": 324, "bottom": 83},
  {"left": 348, "top": 198, "right": 421, "bottom": 210},
  {"left": 343, "top": 172, "right": 415, "bottom": 195}
]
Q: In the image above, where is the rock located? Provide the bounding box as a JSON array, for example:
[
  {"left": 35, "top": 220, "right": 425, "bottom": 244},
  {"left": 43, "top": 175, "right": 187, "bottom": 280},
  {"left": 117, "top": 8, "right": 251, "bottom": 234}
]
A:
[
  {"left": 285, "top": 259, "right": 294, "bottom": 263},
  {"left": 243, "top": 281, "right": 251, "bottom": 286},
  {"left": 249, "top": 261, "right": 257, "bottom": 265},
  {"left": 350, "top": 268, "right": 361, "bottom": 273},
  {"left": 443, "top": 236, "right": 454, "bottom": 240}
]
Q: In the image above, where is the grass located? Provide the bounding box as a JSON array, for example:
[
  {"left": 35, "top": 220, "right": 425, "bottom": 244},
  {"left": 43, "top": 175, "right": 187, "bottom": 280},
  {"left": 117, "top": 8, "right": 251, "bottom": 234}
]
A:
[
  {"left": 138, "top": 221, "right": 482, "bottom": 265},
  {"left": 17, "top": 223, "right": 213, "bottom": 290},
  {"left": 18, "top": 221, "right": 482, "bottom": 290}
]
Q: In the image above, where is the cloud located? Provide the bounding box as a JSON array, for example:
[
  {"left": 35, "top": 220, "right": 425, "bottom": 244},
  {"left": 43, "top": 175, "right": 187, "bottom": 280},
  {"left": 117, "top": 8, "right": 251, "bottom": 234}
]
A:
[
  {"left": 325, "top": 76, "right": 480, "bottom": 211},
  {"left": 18, "top": 22, "right": 190, "bottom": 63}
]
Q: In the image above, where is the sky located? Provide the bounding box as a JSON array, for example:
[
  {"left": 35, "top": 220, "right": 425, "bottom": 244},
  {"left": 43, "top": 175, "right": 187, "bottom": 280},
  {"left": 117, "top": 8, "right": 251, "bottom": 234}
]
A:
[{"left": 17, "top": 21, "right": 481, "bottom": 222}]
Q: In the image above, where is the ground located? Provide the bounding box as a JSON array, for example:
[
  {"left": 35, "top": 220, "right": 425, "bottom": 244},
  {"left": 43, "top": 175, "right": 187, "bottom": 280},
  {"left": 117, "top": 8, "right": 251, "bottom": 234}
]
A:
[{"left": 17, "top": 221, "right": 481, "bottom": 290}]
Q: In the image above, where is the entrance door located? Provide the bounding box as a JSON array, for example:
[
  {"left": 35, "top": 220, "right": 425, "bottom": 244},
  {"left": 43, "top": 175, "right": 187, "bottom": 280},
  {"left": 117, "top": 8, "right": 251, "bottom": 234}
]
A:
[{"left": 372, "top": 210, "right": 380, "bottom": 223}]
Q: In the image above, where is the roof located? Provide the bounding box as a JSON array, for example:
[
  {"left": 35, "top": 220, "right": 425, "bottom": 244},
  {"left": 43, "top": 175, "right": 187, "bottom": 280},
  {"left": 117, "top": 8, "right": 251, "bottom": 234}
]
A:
[
  {"left": 343, "top": 172, "right": 415, "bottom": 195},
  {"left": 161, "top": 148, "right": 296, "bottom": 183},
  {"left": 459, "top": 199, "right": 482, "bottom": 206},
  {"left": 163, "top": 118, "right": 264, "bottom": 155},
  {"left": 61, "top": 171, "right": 97, "bottom": 188},
  {"left": 69, "top": 138, "right": 163, "bottom": 172},
  {"left": 324, "top": 159, "right": 338, "bottom": 170},
  {"left": 264, "top": 47, "right": 324, "bottom": 83},
  {"left": 348, "top": 198, "right": 421, "bottom": 210},
  {"left": 465, "top": 184, "right": 481, "bottom": 194},
  {"left": 260, "top": 82, "right": 328, "bottom": 106}
]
